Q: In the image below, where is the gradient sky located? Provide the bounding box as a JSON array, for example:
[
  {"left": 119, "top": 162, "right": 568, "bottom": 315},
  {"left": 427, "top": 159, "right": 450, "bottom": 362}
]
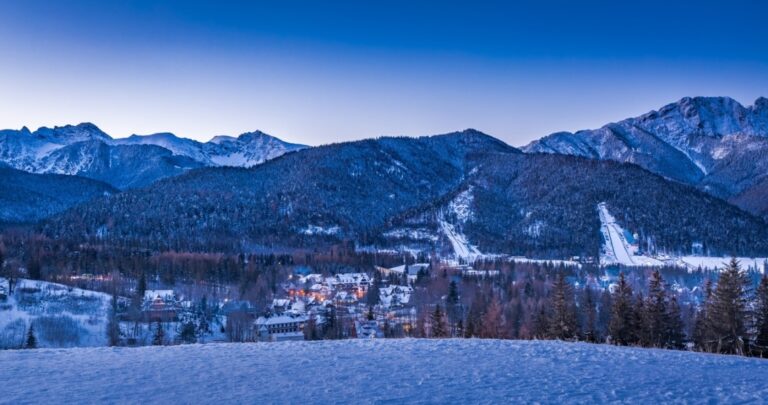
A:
[{"left": 1, "top": 0, "right": 767, "bottom": 146}]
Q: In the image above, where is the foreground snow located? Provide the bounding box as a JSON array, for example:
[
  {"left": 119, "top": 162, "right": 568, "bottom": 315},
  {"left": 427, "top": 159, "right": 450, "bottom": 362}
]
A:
[{"left": 2, "top": 339, "right": 767, "bottom": 403}]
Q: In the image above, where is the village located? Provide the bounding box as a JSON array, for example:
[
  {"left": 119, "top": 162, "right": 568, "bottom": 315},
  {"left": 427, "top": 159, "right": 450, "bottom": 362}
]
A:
[{"left": 104, "top": 261, "right": 509, "bottom": 345}]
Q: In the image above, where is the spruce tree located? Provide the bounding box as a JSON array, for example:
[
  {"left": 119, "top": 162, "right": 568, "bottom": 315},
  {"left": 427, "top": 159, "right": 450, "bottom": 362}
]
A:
[
  {"left": 665, "top": 296, "right": 686, "bottom": 350},
  {"left": 597, "top": 289, "right": 612, "bottom": 338},
  {"left": 480, "top": 296, "right": 505, "bottom": 339},
  {"left": 27, "top": 258, "right": 41, "bottom": 281},
  {"left": 178, "top": 321, "right": 197, "bottom": 344},
  {"left": 753, "top": 274, "right": 768, "bottom": 357},
  {"left": 25, "top": 324, "right": 37, "bottom": 349},
  {"left": 693, "top": 279, "right": 714, "bottom": 352},
  {"left": 107, "top": 291, "right": 121, "bottom": 346},
  {"left": 446, "top": 280, "right": 461, "bottom": 328},
  {"left": 708, "top": 258, "right": 751, "bottom": 355},
  {"left": 547, "top": 273, "right": 578, "bottom": 340},
  {"left": 152, "top": 321, "right": 165, "bottom": 346},
  {"left": 366, "top": 271, "right": 381, "bottom": 307},
  {"left": 608, "top": 272, "right": 635, "bottom": 345},
  {"left": 581, "top": 287, "right": 598, "bottom": 342},
  {"left": 643, "top": 270, "right": 668, "bottom": 347},
  {"left": 632, "top": 293, "right": 646, "bottom": 346},
  {"left": 431, "top": 304, "right": 447, "bottom": 338}
]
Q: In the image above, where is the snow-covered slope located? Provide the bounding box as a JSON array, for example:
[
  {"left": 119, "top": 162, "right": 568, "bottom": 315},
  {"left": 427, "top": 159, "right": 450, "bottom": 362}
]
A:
[
  {"left": 114, "top": 130, "right": 305, "bottom": 167},
  {"left": 0, "top": 123, "right": 305, "bottom": 189},
  {"left": 0, "top": 278, "right": 110, "bottom": 349},
  {"left": 525, "top": 96, "right": 768, "bottom": 218},
  {"left": 2, "top": 339, "right": 767, "bottom": 403}
]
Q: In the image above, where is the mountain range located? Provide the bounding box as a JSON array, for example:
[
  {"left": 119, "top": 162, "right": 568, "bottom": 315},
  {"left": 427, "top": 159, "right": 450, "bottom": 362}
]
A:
[
  {"left": 0, "top": 123, "right": 305, "bottom": 189},
  {"left": 2, "top": 96, "right": 768, "bottom": 258},
  {"left": 525, "top": 96, "right": 768, "bottom": 219},
  {"left": 40, "top": 130, "right": 768, "bottom": 258}
]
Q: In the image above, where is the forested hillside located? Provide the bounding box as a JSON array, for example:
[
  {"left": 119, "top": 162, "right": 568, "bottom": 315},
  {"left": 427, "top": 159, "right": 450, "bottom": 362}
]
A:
[
  {"left": 39, "top": 131, "right": 768, "bottom": 257},
  {"left": 465, "top": 153, "right": 768, "bottom": 258},
  {"left": 0, "top": 168, "right": 116, "bottom": 224}
]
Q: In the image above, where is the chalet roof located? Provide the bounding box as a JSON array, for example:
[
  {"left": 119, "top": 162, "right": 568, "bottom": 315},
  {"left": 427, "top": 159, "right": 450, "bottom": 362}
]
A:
[
  {"left": 255, "top": 314, "right": 308, "bottom": 326},
  {"left": 388, "top": 263, "right": 429, "bottom": 276},
  {"left": 144, "top": 290, "right": 175, "bottom": 301}
]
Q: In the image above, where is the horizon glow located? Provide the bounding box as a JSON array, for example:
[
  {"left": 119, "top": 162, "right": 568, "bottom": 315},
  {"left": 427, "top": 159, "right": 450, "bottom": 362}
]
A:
[{"left": 0, "top": 0, "right": 766, "bottom": 147}]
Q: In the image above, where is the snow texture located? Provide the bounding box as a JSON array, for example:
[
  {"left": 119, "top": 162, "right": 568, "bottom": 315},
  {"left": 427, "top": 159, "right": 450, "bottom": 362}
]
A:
[{"left": 1, "top": 339, "right": 767, "bottom": 404}]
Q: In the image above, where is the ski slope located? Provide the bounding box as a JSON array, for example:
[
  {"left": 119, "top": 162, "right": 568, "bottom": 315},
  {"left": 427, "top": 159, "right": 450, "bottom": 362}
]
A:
[
  {"left": 598, "top": 203, "right": 662, "bottom": 267},
  {"left": 1, "top": 339, "right": 767, "bottom": 403},
  {"left": 440, "top": 220, "right": 482, "bottom": 260}
]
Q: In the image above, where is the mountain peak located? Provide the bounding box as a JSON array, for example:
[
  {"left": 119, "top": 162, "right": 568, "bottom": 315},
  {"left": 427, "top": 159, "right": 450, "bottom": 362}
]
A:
[
  {"left": 754, "top": 96, "right": 768, "bottom": 110},
  {"left": 33, "top": 122, "right": 111, "bottom": 143},
  {"left": 236, "top": 130, "right": 278, "bottom": 142}
]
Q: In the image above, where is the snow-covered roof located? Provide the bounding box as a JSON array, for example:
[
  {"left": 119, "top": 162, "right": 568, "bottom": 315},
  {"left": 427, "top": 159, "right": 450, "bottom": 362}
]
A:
[
  {"left": 387, "top": 263, "right": 429, "bottom": 276},
  {"left": 334, "top": 273, "right": 370, "bottom": 285},
  {"left": 255, "top": 314, "right": 308, "bottom": 326},
  {"left": 144, "top": 290, "right": 175, "bottom": 300}
]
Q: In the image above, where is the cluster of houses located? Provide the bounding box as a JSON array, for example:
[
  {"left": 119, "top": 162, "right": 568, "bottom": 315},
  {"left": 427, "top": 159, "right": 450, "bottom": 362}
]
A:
[
  {"left": 123, "top": 264, "right": 436, "bottom": 342},
  {"left": 251, "top": 266, "right": 427, "bottom": 342}
]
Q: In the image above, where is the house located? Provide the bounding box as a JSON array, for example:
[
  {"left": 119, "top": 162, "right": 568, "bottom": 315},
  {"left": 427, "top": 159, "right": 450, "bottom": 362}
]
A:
[
  {"left": 142, "top": 290, "right": 179, "bottom": 322},
  {"left": 379, "top": 285, "right": 413, "bottom": 308},
  {"left": 255, "top": 314, "right": 308, "bottom": 342},
  {"left": 331, "top": 273, "right": 371, "bottom": 290},
  {"left": 144, "top": 290, "right": 175, "bottom": 301},
  {"left": 220, "top": 300, "right": 257, "bottom": 316},
  {"left": 379, "top": 263, "right": 429, "bottom": 282},
  {"left": 355, "top": 320, "right": 384, "bottom": 339},
  {"left": 143, "top": 296, "right": 178, "bottom": 322}
]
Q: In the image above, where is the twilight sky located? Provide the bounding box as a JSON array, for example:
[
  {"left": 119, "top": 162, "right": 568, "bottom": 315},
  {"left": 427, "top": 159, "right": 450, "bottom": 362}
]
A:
[{"left": 0, "top": 0, "right": 767, "bottom": 147}]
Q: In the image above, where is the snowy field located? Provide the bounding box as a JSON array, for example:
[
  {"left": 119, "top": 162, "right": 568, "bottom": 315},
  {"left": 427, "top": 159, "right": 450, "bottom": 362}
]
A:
[
  {"left": 0, "top": 278, "right": 110, "bottom": 349},
  {"left": 2, "top": 339, "right": 767, "bottom": 404}
]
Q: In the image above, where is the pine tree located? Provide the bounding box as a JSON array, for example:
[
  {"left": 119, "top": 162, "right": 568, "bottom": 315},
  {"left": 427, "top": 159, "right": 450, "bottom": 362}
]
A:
[
  {"left": 608, "top": 272, "right": 635, "bottom": 345},
  {"left": 665, "top": 296, "right": 686, "bottom": 350},
  {"left": 597, "top": 289, "right": 612, "bottom": 339},
  {"left": 643, "top": 270, "right": 668, "bottom": 347},
  {"left": 446, "top": 280, "right": 461, "bottom": 331},
  {"left": 27, "top": 258, "right": 41, "bottom": 281},
  {"left": 531, "top": 302, "right": 549, "bottom": 340},
  {"left": 752, "top": 274, "right": 768, "bottom": 357},
  {"left": 581, "top": 287, "right": 598, "bottom": 342},
  {"left": 366, "top": 271, "right": 381, "bottom": 306},
  {"left": 708, "top": 258, "right": 751, "bottom": 355},
  {"left": 25, "top": 324, "right": 37, "bottom": 349},
  {"left": 133, "top": 271, "right": 147, "bottom": 311},
  {"left": 693, "top": 279, "right": 714, "bottom": 352},
  {"left": 107, "top": 291, "right": 121, "bottom": 346},
  {"left": 152, "top": 321, "right": 165, "bottom": 346},
  {"left": 547, "top": 273, "right": 578, "bottom": 340},
  {"left": 632, "top": 293, "right": 646, "bottom": 346},
  {"left": 480, "top": 296, "right": 505, "bottom": 339},
  {"left": 178, "top": 321, "right": 197, "bottom": 344},
  {"left": 431, "top": 304, "right": 447, "bottom": 338}
]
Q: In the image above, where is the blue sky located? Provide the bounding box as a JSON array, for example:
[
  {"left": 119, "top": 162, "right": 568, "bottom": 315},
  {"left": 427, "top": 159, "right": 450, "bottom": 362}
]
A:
[{"left": 0, "top": 0, "right": 766, "bottom": 146}]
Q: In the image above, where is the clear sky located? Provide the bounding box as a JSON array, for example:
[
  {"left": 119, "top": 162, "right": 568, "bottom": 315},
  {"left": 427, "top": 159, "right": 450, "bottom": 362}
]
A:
[{"left": 1, "top": 0, "right": 766, "bottom": 146}]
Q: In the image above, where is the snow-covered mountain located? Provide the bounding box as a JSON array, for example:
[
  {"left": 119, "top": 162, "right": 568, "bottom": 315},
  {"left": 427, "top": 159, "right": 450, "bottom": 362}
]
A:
[
  {"left": 115, "top": 130, "right": 305, "bottom": 167},
  {"left": 0, "top": 123, "right": 306, "bottom": 189},
  {"left": 524, "top": 96, "right": 768, "bottom": 218}
]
